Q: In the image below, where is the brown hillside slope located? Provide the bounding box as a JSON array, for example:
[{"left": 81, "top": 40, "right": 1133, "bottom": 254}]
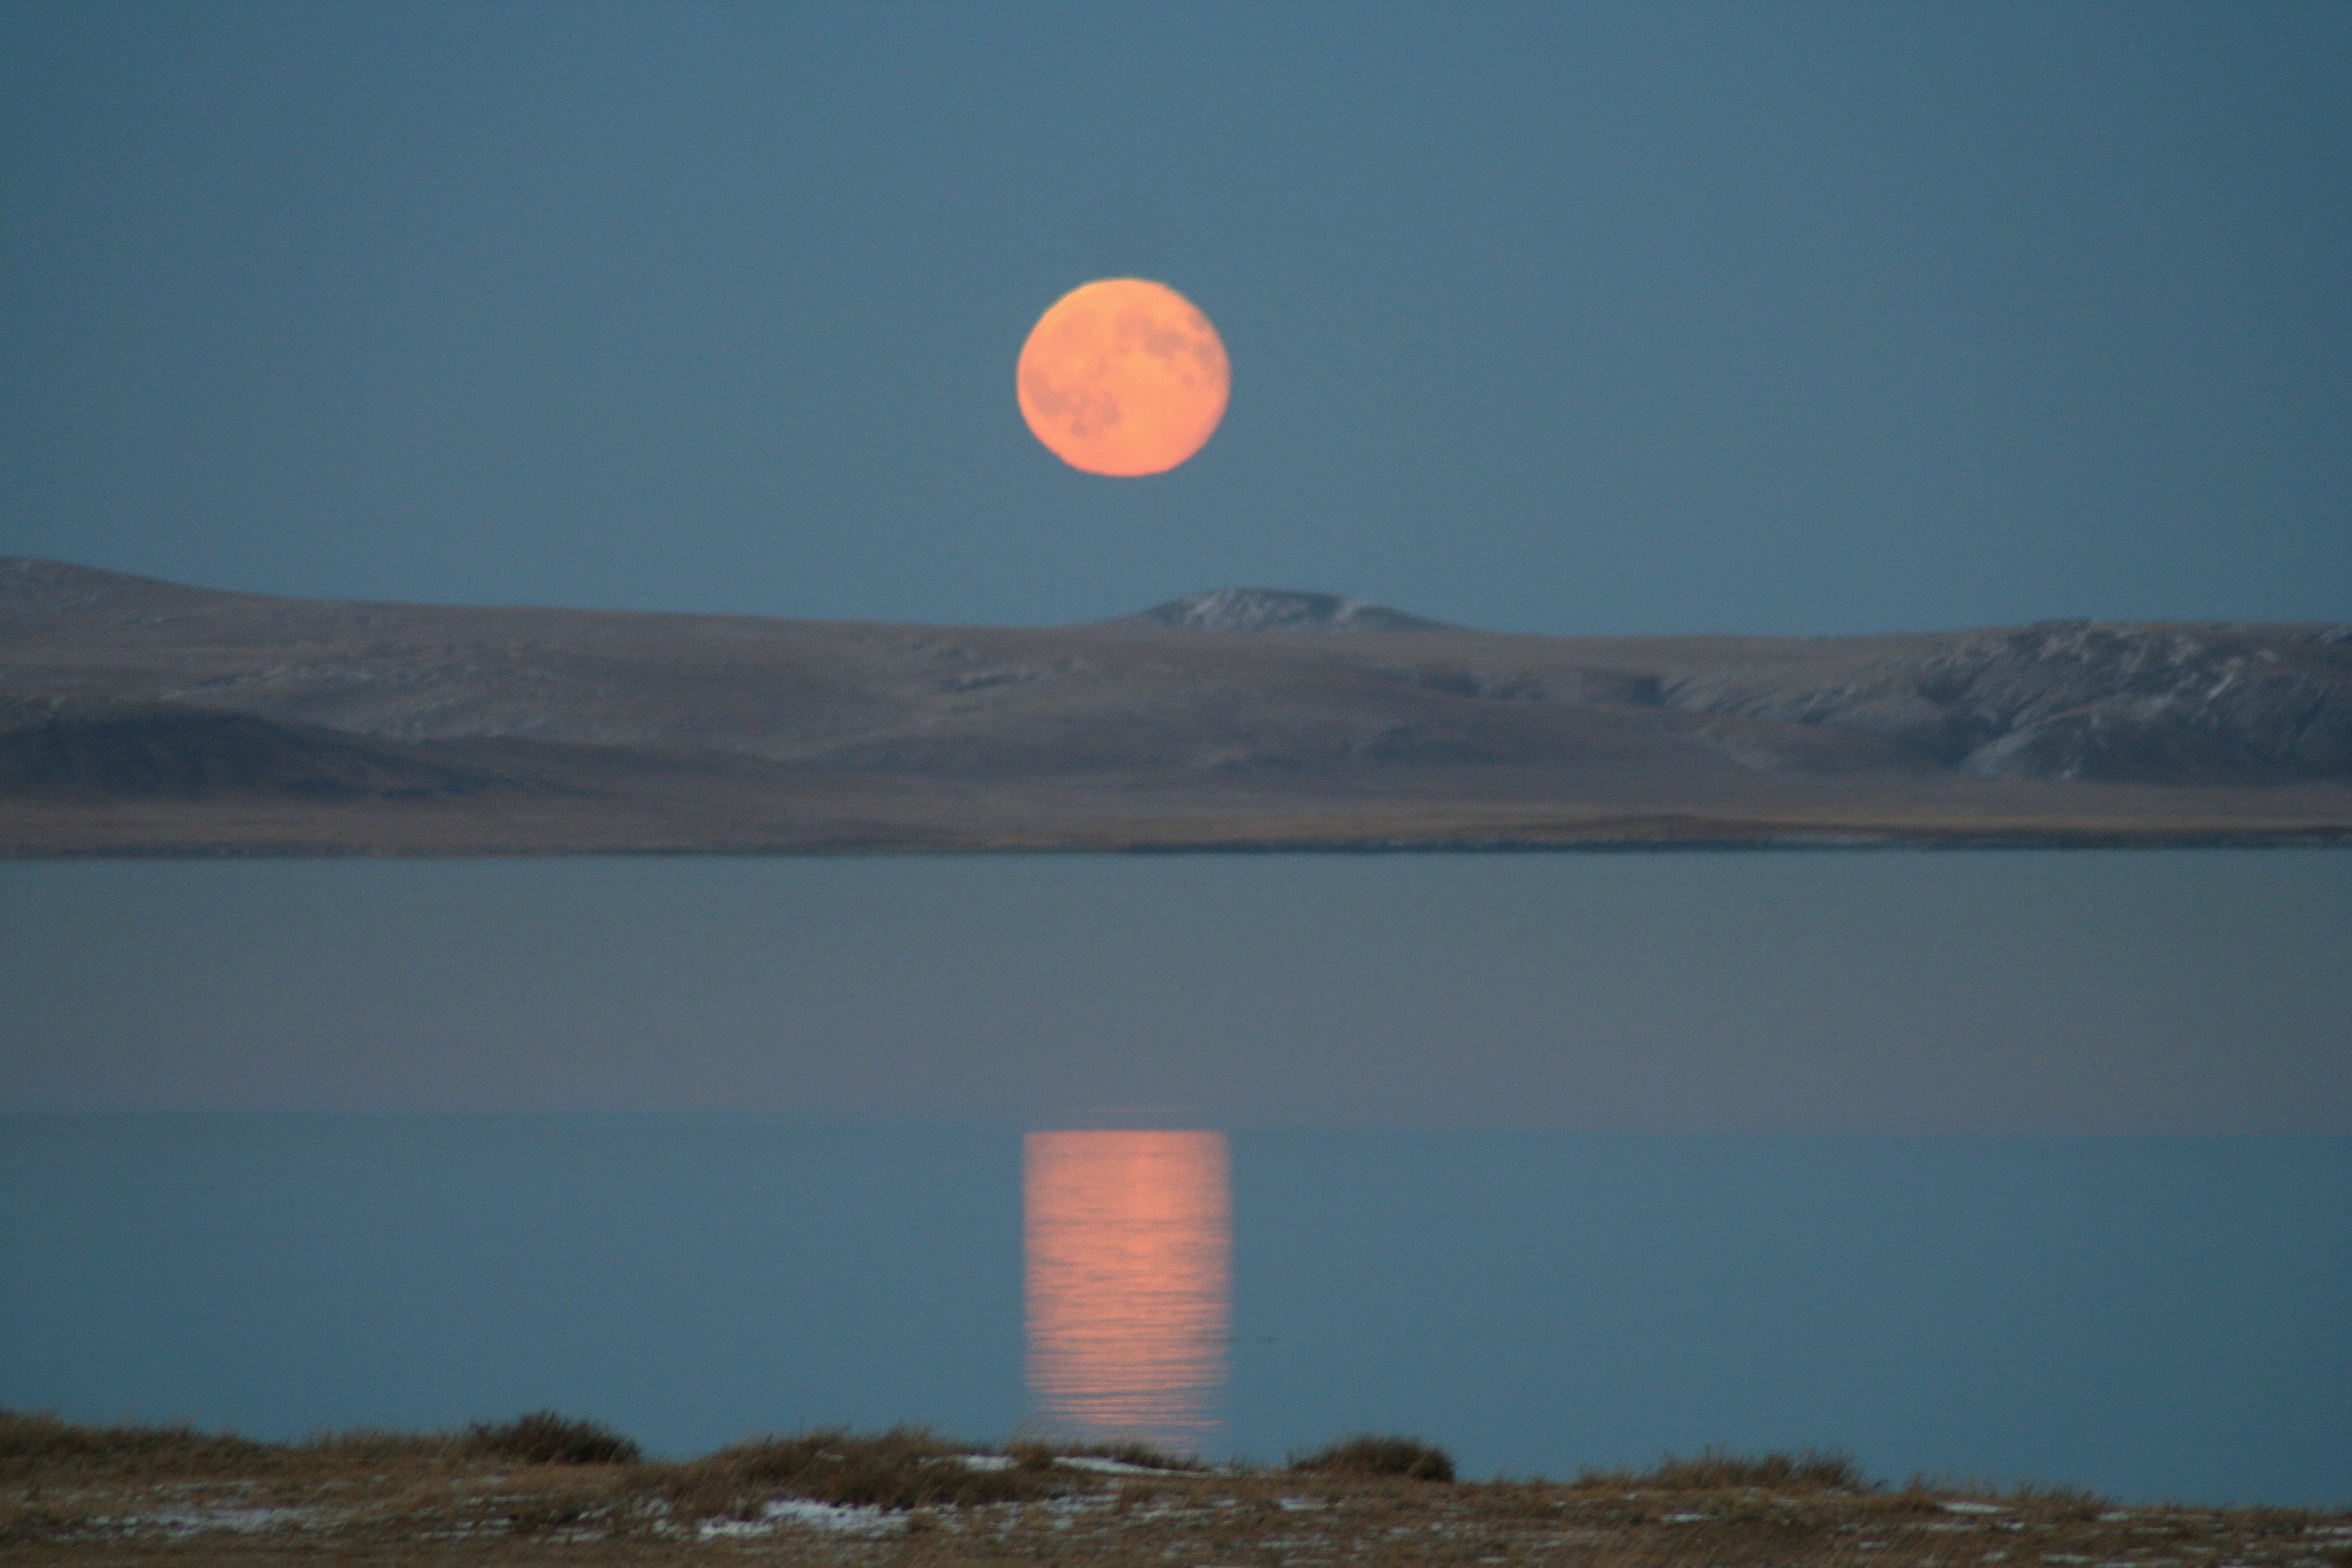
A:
[{"left": 3, "top": 558, "right": 2347, "bottom": 854}]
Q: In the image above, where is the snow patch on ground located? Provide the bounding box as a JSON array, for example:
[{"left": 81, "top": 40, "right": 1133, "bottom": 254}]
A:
[
  {"left": 116, "top": 1505, "right": 324, "bottom": 1535},
  {"left": 695, "top": 1498, "right": 906, "bottom": 1537},
  {"left": 1055, "top": 1456, "right": 1179, "bottom": 1476}
]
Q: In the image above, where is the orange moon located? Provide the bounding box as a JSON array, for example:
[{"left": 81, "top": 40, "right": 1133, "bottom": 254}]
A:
[{"left": 1017, "top": 279, "right": 1229, "bottom": 476}]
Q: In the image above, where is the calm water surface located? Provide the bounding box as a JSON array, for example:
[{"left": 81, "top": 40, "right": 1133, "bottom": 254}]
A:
[
  {"left": 1, "top": 851, "right": 2347, "bottom": 1503},
  {"left": 1, "top": 1117, "right": 2344, "bottom": 1505}
]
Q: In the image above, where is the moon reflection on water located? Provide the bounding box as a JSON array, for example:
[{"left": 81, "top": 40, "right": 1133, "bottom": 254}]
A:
[{"left": 1024, "top": 1130, "right": 1230, "bottom": 1452}]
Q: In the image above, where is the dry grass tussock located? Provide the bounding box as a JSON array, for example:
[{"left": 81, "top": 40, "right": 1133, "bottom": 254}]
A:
[
  {"left": 464, "top": 1412, "right": 640, "bottom": 1467},
  {"left": 1576, "top": 1445, "right": 1868, "bottom": 1492},
  {"left": 6, "top": 1408, "right": 2349, "bottom": 1567},
  {"left": 0, "top": 1409, "right": 460, "bottom": 1480},
  {"left": 1291, "top": 1433, "right": 1458, "bottom": 1482},
  {"left": 664, "top": 1426, "right": 1058, "bottom": 1517},
  {"left": 0, "top": 1407, "right": 657, "bottom": 1482}
]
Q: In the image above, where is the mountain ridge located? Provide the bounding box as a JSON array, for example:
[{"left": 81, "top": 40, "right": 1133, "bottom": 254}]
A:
[
  {"left": 3, "top": 557, "right": 2347, "bottom": 854},
  {"left": 1121, "top": 587, "right": 1457, "bottom": 634}
]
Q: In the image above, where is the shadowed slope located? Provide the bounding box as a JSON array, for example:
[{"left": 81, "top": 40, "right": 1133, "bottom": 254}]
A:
[
  {"left": 0, "top": 699, "right": 526, "bottom": 802},
  {"left": 3, "top": 557, "right": 2347, "bottom": 853}
]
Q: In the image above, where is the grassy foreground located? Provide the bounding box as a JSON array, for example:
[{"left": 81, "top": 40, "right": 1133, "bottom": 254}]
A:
[{"left": 3, "top": 1409, "right": 2345, "bottom": 1567}]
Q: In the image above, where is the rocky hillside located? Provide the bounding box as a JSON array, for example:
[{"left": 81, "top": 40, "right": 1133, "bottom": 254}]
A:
[
  {"left": 1654, "top": 619, "right": 2352, "bottom": 783},
  {"left": 1128, "top": 587, "right": 1457, "bottom": 634},
  {"left": 3, "top": 557, "right": 2347, "bottom": 789},
  {"left": 2, "top": 557, "right": 2347, "bottom": 853}
]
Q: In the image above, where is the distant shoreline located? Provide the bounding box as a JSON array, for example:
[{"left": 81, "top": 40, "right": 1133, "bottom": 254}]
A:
[
  {"left": 7, "top": 557, "right": 2349, "bottom": 859},
  {"left": 8, "top": 822, "right": 2352, "bottom": 860}
]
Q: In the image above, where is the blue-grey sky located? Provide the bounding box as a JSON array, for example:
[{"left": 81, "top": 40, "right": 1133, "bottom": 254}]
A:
[{"left": 3, "top": 3, "right": 2347, "bottom": 634}]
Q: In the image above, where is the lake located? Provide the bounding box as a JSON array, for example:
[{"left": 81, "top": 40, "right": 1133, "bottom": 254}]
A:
[{"left": 1, "top": 850, "right": 2347, "bottom": 1504}]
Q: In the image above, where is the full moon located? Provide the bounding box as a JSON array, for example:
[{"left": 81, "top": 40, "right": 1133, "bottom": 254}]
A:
[{"left": 1017, "top": 278, "right": 1229, "bottom": 476}]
